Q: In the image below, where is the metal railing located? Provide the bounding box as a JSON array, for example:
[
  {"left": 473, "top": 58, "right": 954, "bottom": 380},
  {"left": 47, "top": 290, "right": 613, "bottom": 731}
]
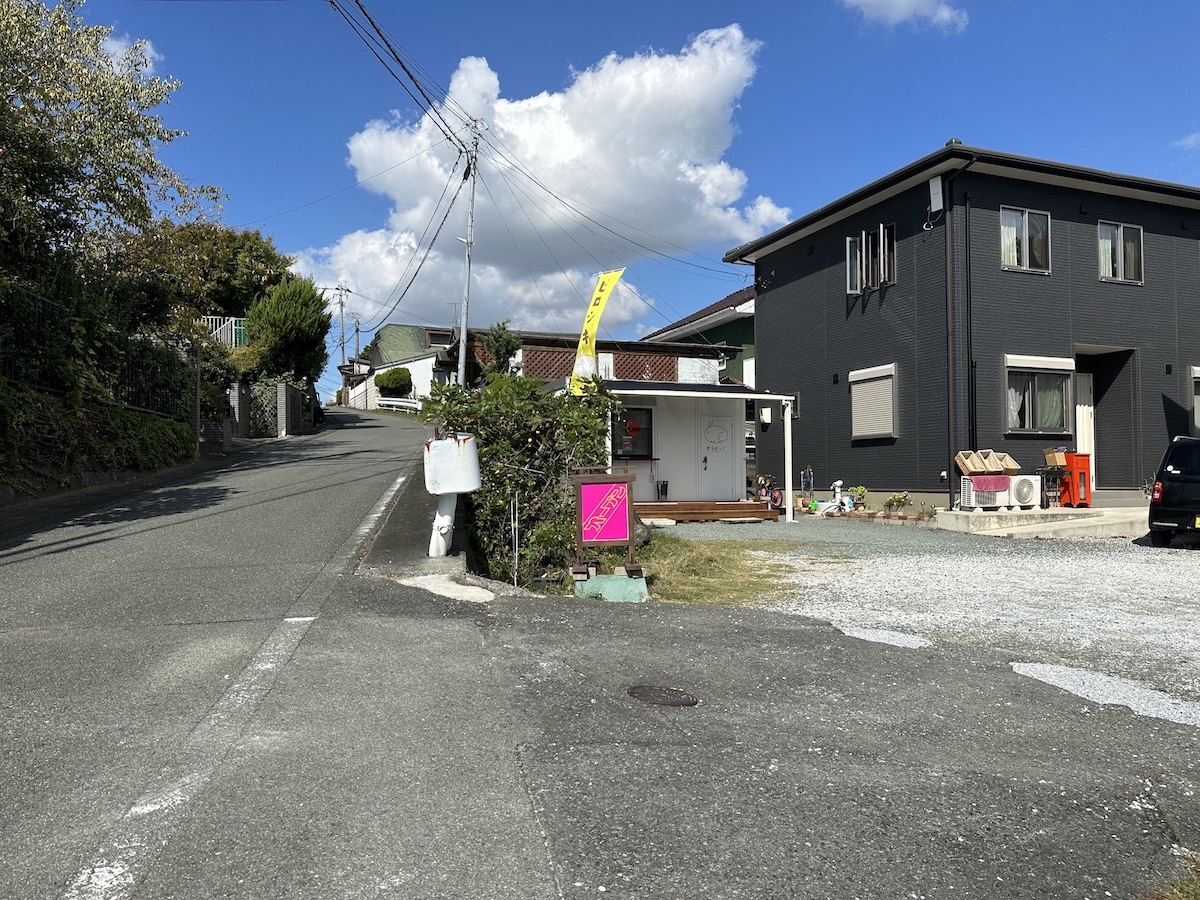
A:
[
  {"left": 200, "top": 316, "right": 248, "bottom": 348},
  {"left": 376, "top": 396, "right": 422, "bottom": 412}
]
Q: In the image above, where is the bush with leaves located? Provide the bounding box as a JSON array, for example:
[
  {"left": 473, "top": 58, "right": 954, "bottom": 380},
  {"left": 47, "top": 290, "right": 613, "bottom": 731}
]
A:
[
  {"left": 0, "top": 375, "right": 194, "bottom": 497},
  {"left": 421, "top": 375, "right": 619, "bottom": 585},
  {"left": 374, "top": 367, "right": 412, "bottom": 397},
  {"left": 480, "top": 320, "right": 521, "bottom": 377},
  {"left": 245, "top": 276, "right": 331, "bottom": 382}
]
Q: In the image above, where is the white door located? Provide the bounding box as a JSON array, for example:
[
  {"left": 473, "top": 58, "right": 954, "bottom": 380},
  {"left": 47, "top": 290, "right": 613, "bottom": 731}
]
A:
[
  {"left": 700, "top": 415, "right": 733, "bottom": 500},
  {"left": 1075, "top": 373, "right": 1095, "bottom": 490}
]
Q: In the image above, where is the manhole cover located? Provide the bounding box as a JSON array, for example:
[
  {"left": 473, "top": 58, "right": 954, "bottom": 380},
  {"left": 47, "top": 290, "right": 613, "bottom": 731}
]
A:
[{"left": 627, "top": 685, "right": 699, "bottom": 707}]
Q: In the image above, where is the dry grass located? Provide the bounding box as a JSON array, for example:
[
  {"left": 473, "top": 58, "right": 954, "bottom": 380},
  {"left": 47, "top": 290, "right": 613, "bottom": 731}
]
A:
[
  {"left": 1140, "top": 855, "right": 1200, "bottom": 900},
  {"left": 628, "top": 532, "right": 815, "bottom": 605}
]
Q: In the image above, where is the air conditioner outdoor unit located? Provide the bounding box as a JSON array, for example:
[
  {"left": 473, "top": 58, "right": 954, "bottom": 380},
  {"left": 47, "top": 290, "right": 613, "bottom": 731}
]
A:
[
  {"left": 1008, "top": 474, "right": 1042, "bottom": 509},
  {"left": 959, "top": 476, "right": 1010, "bottom": 510}
]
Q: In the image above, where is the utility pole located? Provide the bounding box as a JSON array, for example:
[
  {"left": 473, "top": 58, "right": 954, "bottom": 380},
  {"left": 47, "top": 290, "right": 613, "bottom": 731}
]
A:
[
  {"left": 337, "top": 282, "right": 348, "bottom": 366},
  {"left": 456, "top": 120, "right": 484, "bottom": 387}
]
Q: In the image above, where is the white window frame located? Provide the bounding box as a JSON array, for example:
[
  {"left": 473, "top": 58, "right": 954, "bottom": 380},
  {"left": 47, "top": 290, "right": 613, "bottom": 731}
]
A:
[
  {"left": 847, "top": 225, "right": 896, "bottom": 294},
  {"left": 846, "top": 235, "right": 862, "bottom": 295},
  {"left": 1000, "top": 206, "right": 1051, "bottom": 274},
  {"left": 1098, "top": 221, "right": 1144, "bottom": 284},
  {"left": 1192, "top": 366, "right": 1200, "bottom": 437},
  {"left": 880, "top": 223, "right": 896, "bottom": 285},
  {"left": 1003, "top": 354, "right": 1074, "bottom": 434},
  {"left": 849, "top": 363, "right": 897, "bottom": 440}
]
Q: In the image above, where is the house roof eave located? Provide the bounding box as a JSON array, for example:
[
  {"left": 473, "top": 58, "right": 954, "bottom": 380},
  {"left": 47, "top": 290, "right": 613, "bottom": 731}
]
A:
[{"left": 724, "top": 144, "right": 1200, "bottom": 265}]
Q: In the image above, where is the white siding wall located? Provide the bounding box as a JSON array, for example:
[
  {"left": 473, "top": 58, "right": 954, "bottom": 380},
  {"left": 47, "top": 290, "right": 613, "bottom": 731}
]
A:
[{"left": 620, "top": 395, "right": 747, "bottom": 502}]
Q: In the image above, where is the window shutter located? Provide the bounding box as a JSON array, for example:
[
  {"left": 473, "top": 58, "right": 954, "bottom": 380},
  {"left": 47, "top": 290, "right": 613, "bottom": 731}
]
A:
[{"left": 849, "top": 364, "right": 896, "bottom": 439}]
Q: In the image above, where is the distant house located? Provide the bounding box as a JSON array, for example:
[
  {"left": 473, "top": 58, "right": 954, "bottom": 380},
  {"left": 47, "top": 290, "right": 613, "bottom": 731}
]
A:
[
  {"left": 642, "top": 286, "right": 757, "bottom": 386},
  {"left": 642, "top": 286, "right": 760, "bottom": 477},
  {"left": 341, "top": 323, "right": 454, "bottom": 410},
  {"left": 440, "top": 329, "right": 786, "bottom": 504},
  {"left": 725, "top": 143, "right": 1200, "bottom": 507}
]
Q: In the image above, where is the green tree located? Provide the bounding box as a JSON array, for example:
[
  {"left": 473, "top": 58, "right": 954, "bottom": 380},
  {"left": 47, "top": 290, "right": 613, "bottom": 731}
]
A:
[
  {"left": 421, "top": 377, "right": 619, "bottom": 585},
  {"left": 374, "top": 367, "right": 412, "bottom": 397},
  {"left": 96, "top": 222, "right": 293, "bottom": 327},
  {"left": 0, "top": 0, "right": 220, "bottom": 254},
  {"left": 0, "top": 0, "right": 220, "bottom": 406},
  {"left": 480, "top": 320, "right": 522, "bottom": 377},
  {"left": 246, "top": 277, "right": 332, "bottom": 382}
]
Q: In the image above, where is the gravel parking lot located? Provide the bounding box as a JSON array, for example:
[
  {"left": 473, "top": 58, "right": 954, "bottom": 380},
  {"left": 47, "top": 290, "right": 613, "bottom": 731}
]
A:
[{"left": 669, "top": 517, "right": 1200, "bottom": 715}]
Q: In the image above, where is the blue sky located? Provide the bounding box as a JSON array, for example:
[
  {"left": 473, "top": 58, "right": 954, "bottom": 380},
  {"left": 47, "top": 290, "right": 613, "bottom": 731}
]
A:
[{"left": 84, "top": 0, "right": 1200, "bottom": 400}]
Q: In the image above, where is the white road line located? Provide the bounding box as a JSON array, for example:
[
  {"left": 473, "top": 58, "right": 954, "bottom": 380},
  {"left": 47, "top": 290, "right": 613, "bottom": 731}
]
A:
[
  {"left": 62, "top": 616, "right": 316, "bottom": 900},
  {"left": 61, "top": 474, "right": 409, "bottom": 899}
]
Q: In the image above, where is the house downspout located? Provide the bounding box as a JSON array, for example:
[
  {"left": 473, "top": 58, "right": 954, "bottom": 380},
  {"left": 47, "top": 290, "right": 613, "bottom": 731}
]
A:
[
  {"left": 964, "top": 190, "right": 976, "bottom": 451},
  {"left": 944, "top": 155, "right": 977, "bottom": 510}
]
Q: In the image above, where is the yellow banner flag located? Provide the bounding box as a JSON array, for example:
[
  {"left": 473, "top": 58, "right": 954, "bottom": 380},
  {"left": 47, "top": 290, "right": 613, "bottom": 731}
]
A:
[{"left": 570, "top": 268, "right": 624, "bottom": 395}]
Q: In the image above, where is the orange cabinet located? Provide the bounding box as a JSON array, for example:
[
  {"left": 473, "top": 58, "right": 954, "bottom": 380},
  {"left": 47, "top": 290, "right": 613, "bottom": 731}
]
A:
[{"left": 1060, "top": 452, "right": 1091, "bottom": 507}]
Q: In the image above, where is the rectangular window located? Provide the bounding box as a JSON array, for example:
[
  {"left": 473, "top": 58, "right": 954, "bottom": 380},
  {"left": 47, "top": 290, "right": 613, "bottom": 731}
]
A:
[
  {"left": 1193, "top": 366, "right": 1200, "bottom": 436},
  {"left": 1098, "top": 221, "right": 1143, "bottom": 283},
  {"left": 846, "top": 235, "right": 862, "bottom": 294},
  {"left": 846, "top": 224, "right": 896, "bottom": 293},
  {"left": 612, "top": 407, "right": 653, "bottom": 458},
  {"left": 1004, "top": 354, "right": 1073, "bottom": 433},
  {"left": 1000, "top": 206, "right": 1051, "bottom": 273},
  {"left": 881, "top": 223, "right": 896, "bottom": 285},
  {"left": 866, "top": 228, "right": 881, "bottom": 289},
  {"left": 849, "top": 363, "right": 897, "bottom": 439}
]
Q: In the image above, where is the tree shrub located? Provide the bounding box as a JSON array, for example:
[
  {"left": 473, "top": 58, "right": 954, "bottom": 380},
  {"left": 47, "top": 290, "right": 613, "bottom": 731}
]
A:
[
  {"left": 375, "top": 367, "right": 412, "bottom": 397},
  {"left": 0, "top": 375, "right": 194, "bottom": 497},
  {"left": 421, "top": 375, "right": 619, "bottom": 585},
  {"left": 245, "top": 276, "right": 331, "bottom": 382}
]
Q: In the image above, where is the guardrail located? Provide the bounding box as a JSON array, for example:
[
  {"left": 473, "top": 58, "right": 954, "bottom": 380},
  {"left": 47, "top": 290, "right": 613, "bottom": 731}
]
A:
[{"left": 376, "top": 397, "right": 422, "bottom": 412}]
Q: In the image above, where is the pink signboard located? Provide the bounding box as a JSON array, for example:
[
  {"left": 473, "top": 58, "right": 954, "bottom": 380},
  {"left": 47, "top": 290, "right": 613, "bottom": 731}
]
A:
[
  {"left": 580, "top": 481, "right": 631, "bottom": 543},
  {"left": 571, "top": 471, "right": 637, "bottom": 568}
]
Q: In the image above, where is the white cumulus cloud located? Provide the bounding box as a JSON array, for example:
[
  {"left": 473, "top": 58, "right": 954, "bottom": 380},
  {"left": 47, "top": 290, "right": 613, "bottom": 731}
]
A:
[
  {"left": 294, "top": 24, "right": 788, "bottom": 339},
  {"left": 1171, "top": 132, "right": 1200, "bottom": 151},
  {"left": 841, "top": 0, "right": 969, "bottom": 31}
]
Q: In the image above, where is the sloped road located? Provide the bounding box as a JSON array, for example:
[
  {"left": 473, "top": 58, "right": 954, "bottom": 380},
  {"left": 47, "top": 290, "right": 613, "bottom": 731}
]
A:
[{"left": 2, "top": 409, "right": 1198, "bottom": 899}]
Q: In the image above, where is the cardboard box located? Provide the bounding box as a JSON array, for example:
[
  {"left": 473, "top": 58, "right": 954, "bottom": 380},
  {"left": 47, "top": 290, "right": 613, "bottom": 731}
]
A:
[{"left": 1043, "top": 448, "right": 1067, "bottom": 467}]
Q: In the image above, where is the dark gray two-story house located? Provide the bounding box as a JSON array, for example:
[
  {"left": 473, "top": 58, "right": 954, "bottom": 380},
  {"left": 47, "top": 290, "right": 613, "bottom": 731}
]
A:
[{"left": 724, "top": 142, "right": 1200, "bottom": 508}]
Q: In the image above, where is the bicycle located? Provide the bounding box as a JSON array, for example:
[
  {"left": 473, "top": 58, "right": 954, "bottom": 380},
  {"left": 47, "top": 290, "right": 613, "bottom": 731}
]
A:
[{"left": 756, "top": 474, "right": 785, "bottom": 511}]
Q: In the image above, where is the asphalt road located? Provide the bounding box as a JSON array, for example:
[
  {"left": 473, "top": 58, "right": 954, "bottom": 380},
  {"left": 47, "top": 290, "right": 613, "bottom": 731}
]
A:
[{"left": 2, "top": 409, "right": 1197, "bottom": 899}]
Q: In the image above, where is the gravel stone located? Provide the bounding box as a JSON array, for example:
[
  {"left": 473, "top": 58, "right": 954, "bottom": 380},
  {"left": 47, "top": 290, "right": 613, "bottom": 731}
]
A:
[{"left": 667, "top": 517, "right": 1200, "bottom": 713}]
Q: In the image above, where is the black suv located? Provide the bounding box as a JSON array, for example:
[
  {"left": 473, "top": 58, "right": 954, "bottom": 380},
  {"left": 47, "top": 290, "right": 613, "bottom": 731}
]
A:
[{"left": 1148, "top": 436, "right": 1200, "bottom": 547}]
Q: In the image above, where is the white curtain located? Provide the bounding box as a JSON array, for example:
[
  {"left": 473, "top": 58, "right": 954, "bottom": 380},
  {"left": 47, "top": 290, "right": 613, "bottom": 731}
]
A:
[
  {"left": 1006, "top": 380, "right": 1024, "bottom": 430},
  {"left": 1098, "top": 232, "right": 1114, "bottom": 278},
  {"left": 1123, "top": 230, "right": 1142, "bottom": 281},
  {"left": 1036, "top": 375, "right": 1066, "bottom": 430},
  {"left": 1001, "top": 221, "right": 1019, "bottom": 267}
]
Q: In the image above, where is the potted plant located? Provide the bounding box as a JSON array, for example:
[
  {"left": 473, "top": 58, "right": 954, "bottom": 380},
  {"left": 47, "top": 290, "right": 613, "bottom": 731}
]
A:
[
  {"left": 847, "top": 485, "right": 868, "bottom": 509},
  {"left": 882, "top": 490, "right": 912, "bottom": 518}
]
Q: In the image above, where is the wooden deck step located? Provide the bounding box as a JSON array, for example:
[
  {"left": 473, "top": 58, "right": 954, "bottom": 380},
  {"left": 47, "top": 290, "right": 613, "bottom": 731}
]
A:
[{"left": 633, "top": 501, "right": 779, "bottom": 523}]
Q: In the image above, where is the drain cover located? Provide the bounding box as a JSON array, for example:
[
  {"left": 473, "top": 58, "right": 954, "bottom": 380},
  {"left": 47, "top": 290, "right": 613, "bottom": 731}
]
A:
[{"left": 627, "top": 685, "right": 699, "bottom": 707}]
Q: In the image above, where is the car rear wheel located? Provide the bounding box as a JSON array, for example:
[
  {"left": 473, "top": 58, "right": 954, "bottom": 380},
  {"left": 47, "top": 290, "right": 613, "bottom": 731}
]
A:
[{"left": 1149, "top": 528, "right": 1174, "bottom": 548}]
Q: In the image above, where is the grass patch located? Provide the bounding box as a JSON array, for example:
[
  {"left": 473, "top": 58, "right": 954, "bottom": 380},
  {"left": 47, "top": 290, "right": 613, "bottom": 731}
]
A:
[
  {"left": 1140, "top": 854, "right": 1200, "bottom": 900},
  {"left": 625, "top": 532, "right": 815, "bottom": 605}
]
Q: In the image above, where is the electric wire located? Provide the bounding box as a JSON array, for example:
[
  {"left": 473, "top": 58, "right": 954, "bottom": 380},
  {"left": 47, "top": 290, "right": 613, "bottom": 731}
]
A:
[
  {"left": 355, "top": 154, "right": 466, "bottom": 331},
  {"left": 355, "top": 162, "right": 468, "bottom": 333},
  {"left": 322, "top": 0, "right": 750, "bottom": 355},
  {"left": 233, "top": 138, "right": 452, "bottom": 230},
  {"left": 476, "top": 129, "right": 745, "bottom": 277},
  {"left": 472, "top": 168, "right": 567, "bottom": 333}
]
